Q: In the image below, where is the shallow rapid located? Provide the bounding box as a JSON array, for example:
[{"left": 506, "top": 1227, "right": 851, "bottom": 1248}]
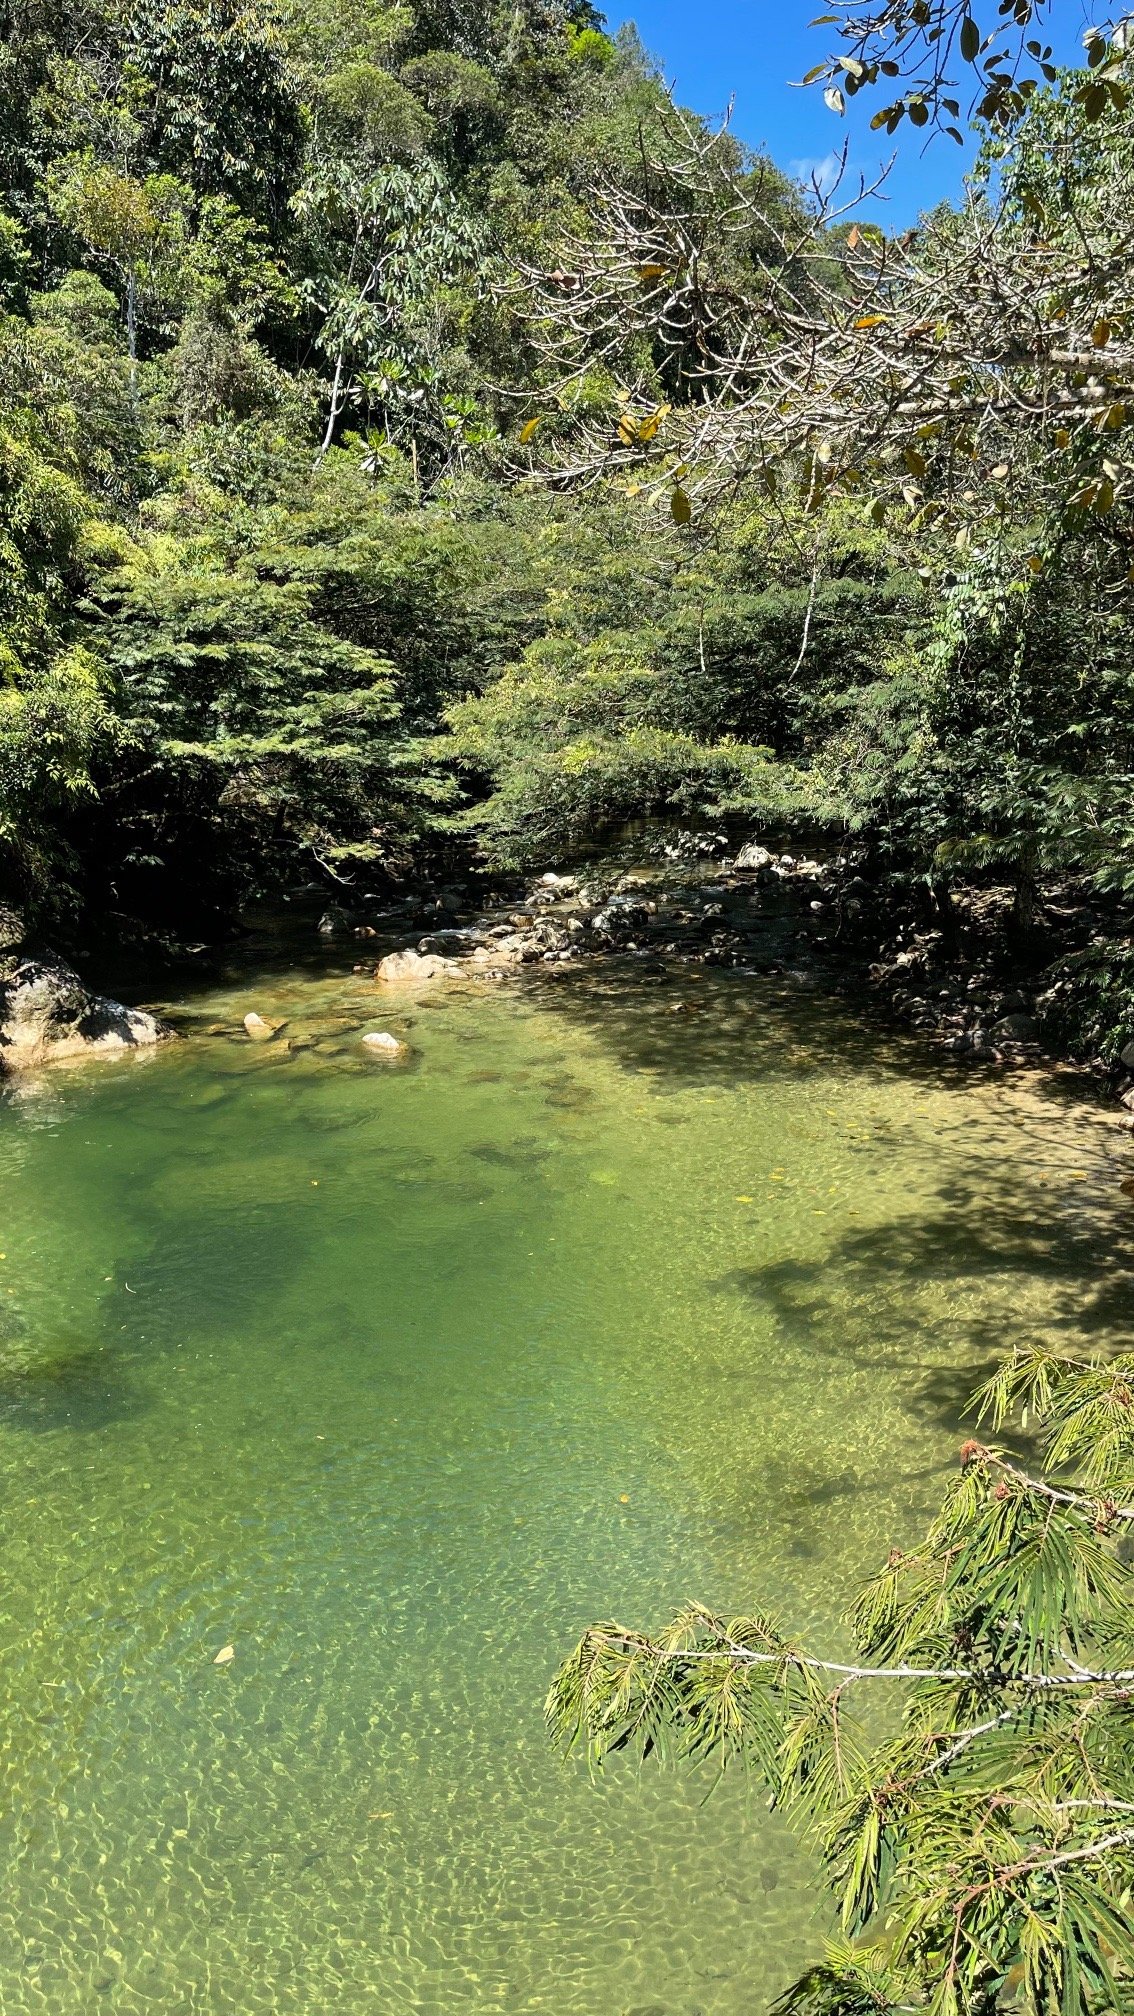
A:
[{"left": 1, "top": 958, "right": 1129, "bottom": 2015}]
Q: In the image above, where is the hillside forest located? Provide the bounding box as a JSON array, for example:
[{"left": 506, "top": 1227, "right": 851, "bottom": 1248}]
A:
[{"left": 2, "top": 0, "right": 1134, "bottom": 1061}]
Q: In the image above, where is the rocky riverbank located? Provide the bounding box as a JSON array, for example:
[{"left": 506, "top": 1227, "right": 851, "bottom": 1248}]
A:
[
  {"left": 340, "top": 835, "right": 1131, "bottom": 1101},
  {"left": 0, "top": 959, "right": 171, "bottom": 1073},
  {"left": 7, "top": 833, "right": 1132, "bottom": 1106}
]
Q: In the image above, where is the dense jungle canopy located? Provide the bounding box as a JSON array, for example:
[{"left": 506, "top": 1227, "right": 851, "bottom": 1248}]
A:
[{"left": 2, "top": 0, "right": 1134, "bottom": 1055}]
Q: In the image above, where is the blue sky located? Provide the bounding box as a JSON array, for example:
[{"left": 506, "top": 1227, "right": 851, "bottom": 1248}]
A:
[{"left": 607, "top": 0, "right": 1097, "bottom": 224}]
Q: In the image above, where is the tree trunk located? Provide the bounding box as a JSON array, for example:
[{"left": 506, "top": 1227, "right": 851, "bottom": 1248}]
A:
[
  {"left": 932, "top": 875, "right": 960, "bottom": 955},
  {"left": 126, "top": 268, "right": 138, "bottom": 413},
  {"left": 1012, "top": 865, "right": 1037, "bottom": 941}
]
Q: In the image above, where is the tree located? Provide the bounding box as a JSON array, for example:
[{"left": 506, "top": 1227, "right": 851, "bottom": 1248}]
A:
[
  {"left": 548, "top": 1343, "right": 1134, "bottom": 2015},
  {"left": 294, "top": 154, "right": 488, "bottom": 464},
  {"left": 804, "top": 0, "right": 1130, "bottom": 142},
  {"left": 515, "top": 57, "right": 1134, "bottom": 537}
]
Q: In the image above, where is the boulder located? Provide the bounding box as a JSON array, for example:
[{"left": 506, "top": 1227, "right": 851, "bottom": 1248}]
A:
[
  {"left": 0, "top": 959, "right": 170, "bottom": 1072},
  {"left": 993, "top": 1013, "right": 1041, "bottom": 1044},
  {"left": 243, "top": 1011, "right": 287, "bottom": 1042},
  {"left": 417, "top": 930, "right": 478, "bottom": 956},
  {"left": 734, "top": 842, "right": 774, "bottom": 870},
  {"left": 591, "top": 898, "right": 650, "bottom": 936},
  {"left": 361, "top": 1030, "right": 410, "bottom": 1062},
  {"left": 1120, "top": 1040, "right": 1134, "bottom": 1071},
  {"left": 375, "top": 948, "right": 462, "bottom": 984}
]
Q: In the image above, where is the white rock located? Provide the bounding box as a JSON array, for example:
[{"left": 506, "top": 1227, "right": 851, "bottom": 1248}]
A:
[
  {"left": 375, "top": 948, "right": 462, "bottom": 983},
  {"left": 243, "top": 1011, "right": 285, "bottom": 1041},
  {"left": 362, "top": 1031, "right": 409, "bottom": 1060}
]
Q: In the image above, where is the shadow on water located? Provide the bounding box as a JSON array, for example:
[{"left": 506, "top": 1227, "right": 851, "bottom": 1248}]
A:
[
  {"left": 716, "top": 1171, "right": 1134, "bottom": 1439},
  {"left": 0, "top": 1326, "right": 147, "bottom": 1433},
  {"left": 528, "top": 961, "right": 1122, "bottom": 1122}
]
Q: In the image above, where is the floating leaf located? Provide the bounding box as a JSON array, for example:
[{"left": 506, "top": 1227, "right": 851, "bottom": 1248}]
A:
[{"left": 214, "top": 1644, "right": 235, "bottom": 1665}]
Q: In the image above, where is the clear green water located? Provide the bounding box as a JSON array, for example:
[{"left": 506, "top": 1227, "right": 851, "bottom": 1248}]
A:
[{"left": 1, "top": 958, "right": 1129, "bottom": 2016}]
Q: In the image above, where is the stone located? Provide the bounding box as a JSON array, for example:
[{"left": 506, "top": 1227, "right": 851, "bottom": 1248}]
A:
[
  {"left": 417, "top": 930, "right": 477, "bottom": 956},
  {"left": 0, "top": 958, "right": 170, "bottom": 1072},
  {"left": 243, "top": 1011, "right": 286, "bottom": 1041},
  {"left": 591, "top": 898, "right": 649, "bottom": 936},
  {"left": 361, "top": 1031, "right": 410, "bottom": 1061},
  {"left": 992, "top": 1013, "right": 1041, "bottom": 1043},
  {"left": 1120, "top": 1040, "right": 1134, "bottom": 1071},
  {"left": 375, "top": 948, "right": 462, "bottom": 983}
]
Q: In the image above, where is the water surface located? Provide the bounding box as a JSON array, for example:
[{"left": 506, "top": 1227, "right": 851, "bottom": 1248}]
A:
[{"left": 1, "top": 960, "right": 1129, "bottom": 2015}]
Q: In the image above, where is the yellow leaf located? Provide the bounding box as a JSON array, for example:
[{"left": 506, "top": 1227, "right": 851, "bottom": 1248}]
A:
[
  {"left": 854, "top": 313, "right": 886, "bottom": 328},
  {"left": 1026, "top": 554, "right": 1043, "bottom": 573},
  {"left": 618, "top": 413, "right": 639, "bottom": 446},
  {"left": 990, "top": 462, "right": 1010, "bottom": 479},
  {"left": 1093, "top": 318, "right": 1112, "bottom": 347},
  {"left": 214, "top": 1645, "right": 235, "bottom": 1665},
  {"left": 1055, "top": 427, "right": 1070, "bottom": 448},
  {"left": 637, "top": 403, "right": 670, "bottom": 442},
  {"left": 519, "top": 416, "right": 542, "bottom": 445},
  {"left": 903, "top": 445, "right": 926, "bottom": 478},
  {"left": 671, "top": 486, "right": 692, "bottom": 525},
  {"left": 636, "top": 263, "right": 670, "bottom": 282}
]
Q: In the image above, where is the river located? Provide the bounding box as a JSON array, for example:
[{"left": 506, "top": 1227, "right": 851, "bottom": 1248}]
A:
[{"left": 1, "top": 955, "right": 1129, "bottom": 2015}]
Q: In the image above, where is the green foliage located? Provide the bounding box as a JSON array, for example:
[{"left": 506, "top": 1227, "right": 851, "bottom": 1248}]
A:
[
  {"left": 548, "top": 1344, "right": 1134, "bottom": 2015},
  {"left": 446, "top": 493, "right": 913, "bottom": 863},
  {"left": 0, "top": 646, "right": 125, "bottom": 913}
]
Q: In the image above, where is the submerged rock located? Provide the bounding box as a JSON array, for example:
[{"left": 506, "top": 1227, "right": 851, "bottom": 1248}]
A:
[
  {"left": 0, "top": 959, "right": 170, "bottom": 1072},
  {"left": 361, "top": 1030, "right": 410, "bottom": 1061}
]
